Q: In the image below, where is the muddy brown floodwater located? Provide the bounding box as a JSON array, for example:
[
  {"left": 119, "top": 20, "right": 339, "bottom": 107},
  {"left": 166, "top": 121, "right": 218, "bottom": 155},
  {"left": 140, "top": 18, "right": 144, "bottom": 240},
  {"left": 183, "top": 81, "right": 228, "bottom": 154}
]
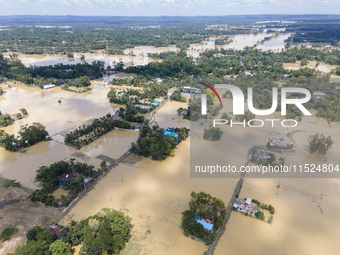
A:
[
  {"left": 11, "top": 45, "right": 179, "bottom": 68},
  {"left": 0, "top": 82, "right": 139, "bottom": 189},
  {"left": 187, "top": 33, "right": 291, "bottom": 58},
  {"left": 60, "top": 138, "right": 239, "bottom": 255},
  {"left": 1, "top": 51, "right": 340, "bottom": 255}
]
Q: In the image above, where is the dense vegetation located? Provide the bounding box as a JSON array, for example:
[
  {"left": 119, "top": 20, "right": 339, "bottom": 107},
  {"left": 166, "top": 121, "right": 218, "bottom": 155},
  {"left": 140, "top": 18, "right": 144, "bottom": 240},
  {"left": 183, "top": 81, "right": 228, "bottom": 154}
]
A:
[
  {"left": 11, "top": 208, "right": 131, "bottom": 255},
  {"left": 64, "top": 113, "right": 135, "bottom": 149},
  {"left": 0, "top": 16, "right": 259, "bottom": 55},
  {"left": 0, "top": 122, "right": 49, "bottom": 151},
  {"left": 0, "top": 227, "right": 17, "bottom": 242},
  {"left": 181, "top": 191, "right": 226, "bottom": 245},
  {"left": 130, "top": 125, "right": 189, "bottom": 160},
  {"left": 0, "top": 111, "right": 14, "bottom": 127},
  {"left": 31, "top": 159, "right": 99, "bottom": 207},
  {"left": 251, "top": 199, "right": 275, "bottom": 221},
  {"left": 286, "top": 23, "right": 340, "bottom": 45},
  {"left": 116, "top": 105, "right": 146, "bottom": 123},
  {"left": 170, "top": 90, "right": 186, "bottom": 102},
  {"left": 0, "top": 54, "right": 104, "bottom": 88}
]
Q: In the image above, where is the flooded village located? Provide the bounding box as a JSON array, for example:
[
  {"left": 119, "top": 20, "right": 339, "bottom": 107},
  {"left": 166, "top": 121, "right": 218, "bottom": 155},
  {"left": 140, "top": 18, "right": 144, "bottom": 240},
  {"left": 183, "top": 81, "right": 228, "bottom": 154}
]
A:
[{"left": 1, "top": 16, "right": 340, "bottom": 255}]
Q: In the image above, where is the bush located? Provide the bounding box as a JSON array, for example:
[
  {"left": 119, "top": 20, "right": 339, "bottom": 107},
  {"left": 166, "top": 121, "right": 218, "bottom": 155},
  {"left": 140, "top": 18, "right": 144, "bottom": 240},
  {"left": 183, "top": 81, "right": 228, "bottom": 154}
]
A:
[
  {"left": 4, "top": 180, "right": 21, "bottom": 188},
  {"left": 256, "top": 210, "right": 265, "bottom": 221},
  {"left": 0, "top": 227, "right": 17, "bottom": 241}
]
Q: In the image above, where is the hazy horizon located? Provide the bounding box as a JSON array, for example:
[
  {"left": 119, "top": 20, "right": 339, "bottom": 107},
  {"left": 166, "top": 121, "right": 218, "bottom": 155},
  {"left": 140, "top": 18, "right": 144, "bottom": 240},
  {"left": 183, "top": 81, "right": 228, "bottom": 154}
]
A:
[{"left": 1, "top": 0, "right": 340, "bottom": 16}]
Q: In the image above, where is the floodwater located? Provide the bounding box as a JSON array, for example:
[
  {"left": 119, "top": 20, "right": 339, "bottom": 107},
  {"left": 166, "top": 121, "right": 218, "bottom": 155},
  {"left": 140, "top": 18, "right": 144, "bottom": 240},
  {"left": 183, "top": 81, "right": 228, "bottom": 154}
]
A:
[
  {"left": 220, "top": 33, "right": 273, "bottom": 51},
  {"left": 257, "top": 33, "right": 291, "bottom": 52},
  {"left": 215, "top": 177, "right": 340, "bottom": 255},
  {"left": 0, "top": 82, "right": 139, "bottom": 189},
  {"left": 13, "top": 45, "right": 179, "bottom": 68},
  {"left": 16, "top": 52, "right": 148, "bottom": 68},
  {"left": 154, "top": 101, "right": 189, "bottom": 128},
  {"left": 102, "top": 72, "right": 136, "bottom": 82},
  {"left": 60, "top": 138, "right": 239, "bottom": 255},
  {"left": 1, "top": 46, "right": 340, "bottom": 255},
  {"left": 189, "top": 97, "right": 340, "bottom": 255},
  {"left": 123, "top": 45, "right": 179, "bottom": 57},
  {"left": 187, "top": 33, "right": 291, "bottom": 58},
  {"left": 283, "top": 61, "right": 340, "bottom": 73}
]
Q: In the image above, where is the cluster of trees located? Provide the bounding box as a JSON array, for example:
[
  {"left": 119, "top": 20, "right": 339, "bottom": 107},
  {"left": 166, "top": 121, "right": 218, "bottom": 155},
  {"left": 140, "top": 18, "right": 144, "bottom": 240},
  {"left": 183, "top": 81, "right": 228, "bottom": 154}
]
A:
[
  {"left": 177, "top": 107, "right": 188, "bottom": 116},
  {"left": 27, "top": 62, "right": 104, "bottom": 81},
  {"left": 170, "top": 90, "right": 186, "bottom": 102},
  {"left": 116, "top": 105, "right": 146, "bottom": 123},
  {"left": 10, "top": 208, "right": 131, "bottom": 255},
  {"left": 31, "top": 159, "right": 99, "bottom": 207},
  {"left": 0, "top": 122, "right": 49, "bottom": 151},
  {"left": 0, "top": 111, "right": 14, "bottom": 127},
  {"left": 251, "top": 199, "right": 275, "bottom": 221},
  {"left": 203, "top": 127, "right": 223, "bottom": 141},
  {"left": 188, "top": 96, "right": 222, "bottom": 119},
  {"left": 250, "top": 150, "right": 276, "bottom": 166},
  {"left": 130, "top": 125, "right": 189, "bottom": 160},
  {"left": 308, "top": 133, "right": 334, "bottom": 154},
  {"left": 334, "top": 67, "right": 340, "bottom": 76},
  {"left": 64, "top": 114, "right": 135, "bottom": 149},
  {"left": 214, "top": 37, "right": 232, "bottom": 45},
  {"left": 107, "top": 87, "right": 143, "bottom": 105},
  {"left": 181, "top": 191, "right": 226, "bottom": 245}
]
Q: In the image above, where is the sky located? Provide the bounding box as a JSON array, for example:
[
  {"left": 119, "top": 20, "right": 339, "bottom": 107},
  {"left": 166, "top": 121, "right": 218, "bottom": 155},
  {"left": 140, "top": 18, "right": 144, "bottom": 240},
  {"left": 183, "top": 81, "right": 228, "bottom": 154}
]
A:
[{"left": 0, "top": 0, "right": 340, "bottom": 16}]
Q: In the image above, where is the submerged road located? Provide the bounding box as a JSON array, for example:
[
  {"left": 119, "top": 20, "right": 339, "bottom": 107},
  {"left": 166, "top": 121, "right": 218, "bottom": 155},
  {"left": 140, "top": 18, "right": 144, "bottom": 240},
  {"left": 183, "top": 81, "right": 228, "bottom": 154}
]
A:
[{"left": 206, "top": 154, "right": 250, "bottom": 255}]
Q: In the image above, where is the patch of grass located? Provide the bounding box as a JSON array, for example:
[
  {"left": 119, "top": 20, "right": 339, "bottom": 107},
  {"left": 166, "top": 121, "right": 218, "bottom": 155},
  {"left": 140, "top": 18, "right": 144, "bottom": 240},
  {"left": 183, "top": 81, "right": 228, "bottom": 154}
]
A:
[
  {"left": 0, "top": 227, "right": 17, "bottom": 241},
  {"left": 3, "top": 180, "right": 21, "bottom": 188}
]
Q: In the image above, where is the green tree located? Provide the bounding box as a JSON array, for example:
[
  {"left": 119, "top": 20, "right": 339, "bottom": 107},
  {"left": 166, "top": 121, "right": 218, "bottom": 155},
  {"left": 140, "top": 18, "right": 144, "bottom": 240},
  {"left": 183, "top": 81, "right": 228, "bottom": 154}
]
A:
[
  {"left": 49, "top": 240, "right": 72, "bottom": 255},
  {"left": 256, "top": 210, "right": 265, "bottom": 220},
  {"left": 308, "top": 134, "right": 334, "bottom": 154},
  {"left": 20, "top": 108, "right": 28, "bottom": 115},
  {"left": 203, "top": 127, "right": 223, "bottom": 141}
]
